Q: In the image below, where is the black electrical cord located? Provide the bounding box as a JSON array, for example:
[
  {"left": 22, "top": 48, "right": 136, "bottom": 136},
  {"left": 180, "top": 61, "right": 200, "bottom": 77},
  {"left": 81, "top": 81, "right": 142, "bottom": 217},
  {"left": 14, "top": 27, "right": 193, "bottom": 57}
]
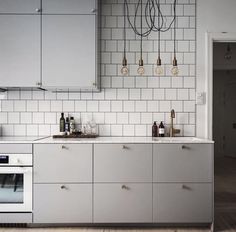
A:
[{"left": 124, "top": 0, "right": 177, "bottom": 37}]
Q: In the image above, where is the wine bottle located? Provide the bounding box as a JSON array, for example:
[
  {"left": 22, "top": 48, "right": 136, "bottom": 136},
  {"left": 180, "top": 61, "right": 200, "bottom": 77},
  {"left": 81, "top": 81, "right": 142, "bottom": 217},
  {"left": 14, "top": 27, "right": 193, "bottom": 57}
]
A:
[{"left": 60, "top": 112, "right": 65, "bottom": 133}]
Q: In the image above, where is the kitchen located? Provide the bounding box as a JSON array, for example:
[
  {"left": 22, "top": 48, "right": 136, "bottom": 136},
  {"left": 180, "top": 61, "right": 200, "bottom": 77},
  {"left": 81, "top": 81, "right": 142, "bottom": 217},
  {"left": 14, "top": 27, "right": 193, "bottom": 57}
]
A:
[{"left": 0, "top": 0, "right": 235, "bottom": 231}]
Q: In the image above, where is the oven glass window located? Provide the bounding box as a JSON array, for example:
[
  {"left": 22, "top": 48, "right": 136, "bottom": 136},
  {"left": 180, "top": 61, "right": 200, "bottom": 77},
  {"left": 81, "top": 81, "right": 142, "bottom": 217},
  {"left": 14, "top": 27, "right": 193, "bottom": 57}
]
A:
[{"left": 0, "top": 174, "right": 23, "bottom": 203}]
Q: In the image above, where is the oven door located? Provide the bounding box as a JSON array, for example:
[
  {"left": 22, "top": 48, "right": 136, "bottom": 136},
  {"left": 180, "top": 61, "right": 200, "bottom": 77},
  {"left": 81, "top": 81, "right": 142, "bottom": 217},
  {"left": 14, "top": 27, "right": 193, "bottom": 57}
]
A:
[{"left": 0, "top": 167, "right": 32, "bottom": 212}]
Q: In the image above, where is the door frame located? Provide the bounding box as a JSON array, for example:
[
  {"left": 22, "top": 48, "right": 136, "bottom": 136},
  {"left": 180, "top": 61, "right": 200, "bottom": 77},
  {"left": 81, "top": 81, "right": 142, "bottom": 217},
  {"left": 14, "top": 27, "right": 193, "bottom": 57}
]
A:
[{"left": 206, "top": 32, "right": 236, "bottom": 139}]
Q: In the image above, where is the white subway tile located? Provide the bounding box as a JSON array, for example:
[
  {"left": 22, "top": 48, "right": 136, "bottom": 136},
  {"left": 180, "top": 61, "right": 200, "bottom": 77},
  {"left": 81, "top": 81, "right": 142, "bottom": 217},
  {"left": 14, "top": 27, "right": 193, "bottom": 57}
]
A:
[
  {"left": 32, "top": 91, "right": 45, "bottom": 100},
  {"left": 178, "top": 89, "right": 189, "bottom": 100},
  {"left": 183, "top": 124, "right": 195, "bottom": 136},
  {"left": 33, "top": 112, "right": 44, "bottom": 124},
  {"left": 105, "top": 112, "right": 116, "bottom": 124},
  {"left": 124, "top": 101, "right": 135, "bottom": 112},
  {"left": 160, "top": 76, "right": 171, "bottom": 88},
  {"left": 160, "top": 101, "right": 171, "bottom": 112},
  {"left": 165, "top": 89, "right": 177, "bottom": 100},
  {"left": 135, "top": 101, "right": 147, "bottom": 112},
  {"left": 111, "top": 101, "right": 123, "bottom": 112},
  {"left": 141, "top": 89, "right": 153, "bottom": 100},
  {"left": 147, "top": 101, "right": 159, "bottom": 112},
  {"left": 75, "top": 101, "right": 87, "bottom": 112},
  {"left": 129, "top": 113, "right": 140, "bottom": 124},
  {"left": 111, "top": 125, "right": 122, "bottom": 136},
  {"left": 141, "top": 113, "right": 153, "bottom": 124},
  {"left": 0, "top": 112, "right": 8, "bottom": 123},
  {"left": 99, "top": 101, "right": 111, "bottom": 112},
  {"left": 51, "top": 101, "right": 63, "bottom": 112},
  {"left": 171, "top": 101, "right": 183, "bottom": 112},
  {"left": 87, "top": 101, "right": 99, "bottom": 112},
  {"left": 124, "top": 77, "right": 135, "bottom": 88},
  {"left": 45, "top": 113, "right": 56, "bottom": 124},
  {"left": 117, "top": 89, "right": 129, "bottom": 100},
  {"left": 123, "top": 125, "right": 135, "bottom": 136},
  {"left": 8, "top": 112, "right": 20, "bottom": 124},
  {"left": 117, "top": 112, "right": 128, "bottom": 124},
  {"left": 2, "top": 100, "right": 14, "bottom": 112},
  {"left": 14, "top": 125, "right": 26, "bottom": 136},
  {"left": 184, "top": 100, "right": 195, "bottom": 112},
  {"left": 20, "top": 112, "right": 32, "bottom": 124},
  {"left": 112, "top": 76, "right": 123, "bottom": 88},
  {"left": 99, "top": 125, "right": 111, "bottom": 136},
  {"left": 177, "top": 112, "right": 189, "bottom": 124},
  {"left": 26, "top": 125, "right": 38, "bottom": 136},
  {"left": 14, "top": 100, "right": 26, "bottom": 112},
  {"left": 129, "top": 89, "right": 141, "bottom": 100},
  {"left": 39, "top": 125, "right": 51, "bottom": 136},
  {"left": 92, "top": 113, "right": 105, "bottom": 124},
  {"left": 135, "top": 125, "right": 147, "bottom": 136},
  {"left": 39, "top": 101, "right": 51, "bottom": 112}
]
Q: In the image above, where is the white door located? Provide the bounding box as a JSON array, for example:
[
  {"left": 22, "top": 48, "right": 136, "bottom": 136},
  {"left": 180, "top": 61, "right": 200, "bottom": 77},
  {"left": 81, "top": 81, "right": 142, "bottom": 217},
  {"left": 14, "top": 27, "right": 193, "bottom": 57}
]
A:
[
  {"left": 42, "top": 15, "right": 96, "bottom": 90},
  {"left": 0, "top": 15, "right": 41, "bottom": 87}
]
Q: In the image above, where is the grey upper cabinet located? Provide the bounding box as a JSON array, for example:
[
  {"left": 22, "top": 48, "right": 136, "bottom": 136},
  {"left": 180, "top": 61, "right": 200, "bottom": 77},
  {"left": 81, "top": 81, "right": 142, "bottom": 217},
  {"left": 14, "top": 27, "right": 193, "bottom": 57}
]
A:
[
  {"left": 42, "top": 14, "right": 97, "bottom": 90},
  {"left": 42, "top": 0, "right": 97, "bottom": 14},
  {"left": 0, "top": 0, "right": 98, "bottom": 91},
  {"left": 0, "top": 1, "right": 41, "bottom": 87},
  {"left": 0, "top": 0, "right": 41, "bottom": 14}
]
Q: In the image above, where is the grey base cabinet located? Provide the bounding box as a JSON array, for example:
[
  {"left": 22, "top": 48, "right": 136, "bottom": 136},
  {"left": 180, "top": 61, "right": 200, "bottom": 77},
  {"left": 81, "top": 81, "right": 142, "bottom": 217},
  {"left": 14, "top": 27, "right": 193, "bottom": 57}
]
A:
[
  {"left": 33, "top": 142, "right": 213, "bottom": 224},
  {"left": 153, "top": 183, "right": 213, "bottom": 223},
  {"left": 34, "top": 184, "right": 92, "bottom": 223},
  {"left": 94, "top": 183, "right": 152, "bottom": 223}
]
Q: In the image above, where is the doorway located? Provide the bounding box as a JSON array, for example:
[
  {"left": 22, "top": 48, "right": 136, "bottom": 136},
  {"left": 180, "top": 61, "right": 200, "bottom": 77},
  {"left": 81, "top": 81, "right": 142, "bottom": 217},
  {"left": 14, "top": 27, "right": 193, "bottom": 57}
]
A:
[{"left": 213, "top": 42, "right": 236, "bottom": 231}]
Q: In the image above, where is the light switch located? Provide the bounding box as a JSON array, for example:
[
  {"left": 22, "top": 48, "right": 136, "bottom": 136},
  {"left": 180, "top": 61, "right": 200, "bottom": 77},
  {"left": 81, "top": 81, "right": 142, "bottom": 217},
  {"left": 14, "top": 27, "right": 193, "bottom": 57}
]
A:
[{"left": 196, "top": 92, "right": 205, "bottom": 105}]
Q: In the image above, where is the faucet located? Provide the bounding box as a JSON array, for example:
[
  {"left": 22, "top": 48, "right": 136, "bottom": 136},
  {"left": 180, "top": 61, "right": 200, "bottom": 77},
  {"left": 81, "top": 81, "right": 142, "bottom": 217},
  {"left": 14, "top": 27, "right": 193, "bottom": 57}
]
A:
[{"left": 170, "top": 109, "right": 180, "bottom": 137}]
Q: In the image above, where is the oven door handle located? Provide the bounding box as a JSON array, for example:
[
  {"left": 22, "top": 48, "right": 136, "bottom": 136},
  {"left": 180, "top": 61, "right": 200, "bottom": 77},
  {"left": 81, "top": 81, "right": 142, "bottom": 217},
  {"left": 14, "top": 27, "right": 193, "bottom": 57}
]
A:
[{"left": 18, "top": 167, "right": 31, "bottom": 173}]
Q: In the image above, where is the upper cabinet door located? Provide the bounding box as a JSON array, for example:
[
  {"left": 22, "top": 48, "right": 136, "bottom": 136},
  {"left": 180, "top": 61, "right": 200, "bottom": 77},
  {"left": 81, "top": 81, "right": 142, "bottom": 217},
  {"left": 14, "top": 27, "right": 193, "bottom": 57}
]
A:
[
  {"left": 0, "top": 15, "right": 41, "bottom": 87},
  {"left": 0, "top": 0, "right": 41, "bottom": 14},
  {"left": 42, "top": 15, "right": 96, "bottom": 90},
  {"left": 42, "top": 0, "right": 97, "bottom": 14}
]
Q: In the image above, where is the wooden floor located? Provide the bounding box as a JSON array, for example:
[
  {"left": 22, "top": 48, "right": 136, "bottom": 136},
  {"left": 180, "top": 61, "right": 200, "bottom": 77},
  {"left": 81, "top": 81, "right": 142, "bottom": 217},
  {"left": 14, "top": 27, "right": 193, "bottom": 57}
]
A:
[
  {"left": 1, "top": 156, "right": 236, "bottom": 232},
  {"left": 214, "top": 156, "right": 236, "bottom": 231},
  {"left": 0, "top": 228, "right": 210, "bottom": 232}
]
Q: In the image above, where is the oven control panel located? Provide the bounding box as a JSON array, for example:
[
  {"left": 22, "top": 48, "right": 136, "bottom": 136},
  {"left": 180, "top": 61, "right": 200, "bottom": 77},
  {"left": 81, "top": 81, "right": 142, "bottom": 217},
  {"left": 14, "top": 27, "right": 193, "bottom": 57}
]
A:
[{"left": 0, "top": 154, "right": 32, "bottom": 166}]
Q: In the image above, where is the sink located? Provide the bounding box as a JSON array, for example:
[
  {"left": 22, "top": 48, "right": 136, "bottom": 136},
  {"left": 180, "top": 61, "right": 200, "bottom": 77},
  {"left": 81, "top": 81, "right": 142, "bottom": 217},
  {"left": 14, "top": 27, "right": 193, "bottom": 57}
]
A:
[{"left": 152, "top": 137, "right": 202, "bottom": 143}]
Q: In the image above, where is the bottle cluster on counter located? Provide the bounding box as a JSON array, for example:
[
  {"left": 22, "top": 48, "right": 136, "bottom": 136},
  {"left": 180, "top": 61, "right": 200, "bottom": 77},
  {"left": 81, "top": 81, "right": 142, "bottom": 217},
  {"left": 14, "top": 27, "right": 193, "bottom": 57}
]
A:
[
  {"left": 59, "top": 112, "right": 76, "bottom": 135},
  {"left": 152, "top": 121, "right": 165, "bottom": 137},
  {"left": 59, "top": 112, "right": 97, "bottom": 136}
]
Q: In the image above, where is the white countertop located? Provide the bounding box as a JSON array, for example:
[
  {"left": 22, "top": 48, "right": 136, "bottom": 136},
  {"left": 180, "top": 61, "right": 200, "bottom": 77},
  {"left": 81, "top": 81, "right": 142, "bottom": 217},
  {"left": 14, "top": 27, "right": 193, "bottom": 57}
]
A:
[
  {"left": 35, "top": 136, "right": 214, "bottom": 144},
  {"left": 0, "top": 136, "right": 48, "bottom": 143},
  {"left": 0, "top": 136, "right": 214, "bottom": 144}
]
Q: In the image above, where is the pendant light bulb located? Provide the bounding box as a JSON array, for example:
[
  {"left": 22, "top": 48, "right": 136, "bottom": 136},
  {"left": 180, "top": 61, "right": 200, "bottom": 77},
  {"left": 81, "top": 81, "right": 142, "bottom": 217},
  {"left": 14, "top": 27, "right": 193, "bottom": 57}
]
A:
[
  {"left": 137, "top": 59, "right": 145, "bottom": 75},
  {"left": 155, "top": 57, "right": 163, "bottom": 75},
  {"left": 121, "top": 57, "right": 129, "bottom": 76},
  {"left": 171, "top": 57, "right": 179, "bottom": 76}
]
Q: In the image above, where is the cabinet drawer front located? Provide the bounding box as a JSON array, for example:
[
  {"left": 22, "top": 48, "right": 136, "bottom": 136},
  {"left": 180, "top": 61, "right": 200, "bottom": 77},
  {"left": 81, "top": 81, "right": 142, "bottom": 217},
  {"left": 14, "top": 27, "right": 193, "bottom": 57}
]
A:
[
  {"left": 0, "top": 0, "right": 41, "bottom": 14},
  {"left": 94, "top": 144, "right": 152, "bottom": 182},
  {"left": 34, "top": 144, "right": 92, "bottom": 183},
  {"left": 94, "top": 183, "right": 152, "bottom": 223},
  {"left": 0, "top": 144, "right": 32, "bottom": 153},
  {"left": 153, "top": 144, "right": 213, "bottom": 182},
  {"left": 153, "top": 183, "right": 213, "bottom": 223},
  {"left": 34, "top": 184, "right": 92, "bottom": 223},
  {"left": 42, "top": 0, "right": 97, "bottom": 14}
]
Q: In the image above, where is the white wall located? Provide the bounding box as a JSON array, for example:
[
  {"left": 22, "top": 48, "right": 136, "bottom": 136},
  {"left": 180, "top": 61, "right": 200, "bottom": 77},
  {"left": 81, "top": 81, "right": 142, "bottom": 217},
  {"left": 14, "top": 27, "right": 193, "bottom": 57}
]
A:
[
  {"left": 197, "top": 0, "right": 236, "bottom": 138},
  {"left": 0, "top": 0, "right": 197, "bottom": 137}
]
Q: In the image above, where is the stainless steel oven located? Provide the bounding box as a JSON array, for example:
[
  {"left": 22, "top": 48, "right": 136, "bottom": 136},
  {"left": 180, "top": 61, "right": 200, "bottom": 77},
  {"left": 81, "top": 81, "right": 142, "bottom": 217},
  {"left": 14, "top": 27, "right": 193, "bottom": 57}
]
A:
[{"left": 0, "top": 153, "right": 32, "bottom": 212}]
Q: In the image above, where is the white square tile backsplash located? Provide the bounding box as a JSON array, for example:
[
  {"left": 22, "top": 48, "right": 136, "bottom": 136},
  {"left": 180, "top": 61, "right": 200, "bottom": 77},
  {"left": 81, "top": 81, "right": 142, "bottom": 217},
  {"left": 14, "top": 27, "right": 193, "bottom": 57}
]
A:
[{"left": 0, "top": 0, "right": 196, "bottom": 137}]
